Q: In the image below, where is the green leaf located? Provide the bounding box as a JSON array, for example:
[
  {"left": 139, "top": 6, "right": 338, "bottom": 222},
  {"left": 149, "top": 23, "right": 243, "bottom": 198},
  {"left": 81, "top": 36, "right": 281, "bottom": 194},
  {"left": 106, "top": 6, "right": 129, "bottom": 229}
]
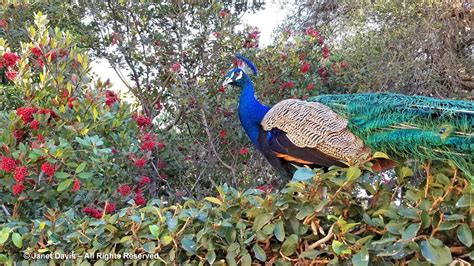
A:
[
  {"left": 252, "top": 213, "right": 273, "bottom": 232},
  {"left": 57, "top": 179, "right": 73, "bottom": 191},
  {"left": 253, "top": 243, "right": 266, "bottom": 262},
  {"left": 274, "top": 219, "right": 285, "bottom": 242},
  {"left": 11, "top": 233, "right": 22, "bottom": 249},
  {"left": 420, "top": 238, "right": 452, "bottom": 265},
  {"left": 160, "top": 235, "right": 173, "bottom": 246},
  {"left": 75, "top": 162, "right": 87, "bottom": 174},
  {"left": 292, "top": 167, "right": 315, "bottom": 181},
  {"left": 346, "top": 166, "right": 362, "bottom": 181},
  {"left": 373, "top": 151, "right": 390, "bottom": 159},
  {"left": 206, "top": 250, "right": 216, "bottom": 264},
  {"left": 332, "top": 240, "right": 344, "bottom": 255},
  {"left": 149, "top": 225, "right": 160, "bottom": 238},
  {"left": 438, "top": 220, "right": 458, "bottom": 231},
  {"left": 386, "top": 221, "right": 404, "bottom": 235},
  {"left": 299, "top": 249, "right": 324, "bottom": 259},
  {"left": 204, "top": 197, "right": 222, "bottom": 205},
  {"left": 241, "top": 253, "right": 252, "bottom": 266},
  {"left": 457, "top": 223, "right": 472, "bottom": 247},
  {"left": 262, "top": 223, "right": 275, "bottom": 235},
  {"left": 0, "top": 228, "right": 11, "bottom": 244},
  {"left": 0, "top": 254, "right": 7, "bottom": 263},
  {"left": 143, "top": 242, "right": 155, "bottom": 253},
  {"left": 402, "top": 223, "right": 420, "bottom": 240},
  {"left": 352, "top": 247, "right": 369, "bottom": 266},
  {"left": 181, "top": 235, "right": 197, "bottom": 254},
  {"left": 77, "top": 172, "right": 93, "bottom": 179},
  {"left": 398, "top": 207, "right": 419, "bottom": 219},
  {"left": 281, "top": 234, "right": 298, "bottom": 256},
  {"left": 400, "top": 166, "right": 413, "bottom": 177},
  {"left": 444, "top": 214, "right": 465, "bottom": 221},
  {"left": 456, "top": 194, "right": 472, "bottom": 208},
  {"left": 54, "top": 172, "right": 70, "bottom": 179}
]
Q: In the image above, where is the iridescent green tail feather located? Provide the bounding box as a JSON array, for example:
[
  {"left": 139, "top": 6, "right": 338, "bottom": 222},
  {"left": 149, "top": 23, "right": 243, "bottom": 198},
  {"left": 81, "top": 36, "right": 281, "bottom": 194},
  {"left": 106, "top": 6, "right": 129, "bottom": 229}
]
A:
[{"left": 310, "top": 93, "right": 474, "bottom": 180}]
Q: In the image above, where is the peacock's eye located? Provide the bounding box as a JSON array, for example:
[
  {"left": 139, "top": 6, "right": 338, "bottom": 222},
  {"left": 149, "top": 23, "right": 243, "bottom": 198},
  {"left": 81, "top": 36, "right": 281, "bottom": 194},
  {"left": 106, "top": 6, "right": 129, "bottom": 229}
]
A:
[{"left": 233, "top": 70, "right": 243, "bottom": 81}]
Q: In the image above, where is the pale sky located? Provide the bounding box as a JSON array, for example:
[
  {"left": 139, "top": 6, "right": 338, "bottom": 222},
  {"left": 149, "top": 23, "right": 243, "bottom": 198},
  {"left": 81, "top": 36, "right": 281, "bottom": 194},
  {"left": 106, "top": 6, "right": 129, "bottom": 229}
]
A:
[{"left": 90, "top": 4, "right": 290, "bottom": 95}]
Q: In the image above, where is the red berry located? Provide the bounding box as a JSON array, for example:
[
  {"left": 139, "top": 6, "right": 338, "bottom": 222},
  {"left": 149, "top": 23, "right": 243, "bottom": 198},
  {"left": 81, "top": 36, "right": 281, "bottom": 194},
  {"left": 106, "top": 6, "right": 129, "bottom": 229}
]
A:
[
  {"left": 13, "top": 166, "right": 28, "bottom": 182},
  {"left": 41, "top": 162, "right": 56, "bottom": 177},
  {"left": 134, "top": 158, "right": 147, "bottom": 167},
  {"left": 239, "top": 147, "right": 249, "bottom": 155},
  {"left": 72, "top": 179, "right": 81, "bottom": 192},
  {"left": 117, "top": 184, "right": 131, "bottom": 197},
  {"left": 135, "top": 193, "right": 146, "bottom": 206},
  {"left": 1, "top": 156, "right": 16, "bottom": 173},
  {"left": 29, "top": 120, "right": 40, "bottom": 130},
  {"left": 139, "top": 176, "right": 151, "bottom": 186},
  {"left": 12, "top": 183, "right": 25, "bottom": 196},
  {"left": 105, "top": 202, "right": 115, "bottom": 214}
]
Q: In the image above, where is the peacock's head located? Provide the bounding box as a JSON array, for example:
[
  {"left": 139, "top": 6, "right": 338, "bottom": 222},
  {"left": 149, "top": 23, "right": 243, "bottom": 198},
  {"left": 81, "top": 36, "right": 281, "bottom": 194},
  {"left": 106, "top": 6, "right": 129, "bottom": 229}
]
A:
[{"left": 222, "top": 54, "right": 258, "bottom": 88}]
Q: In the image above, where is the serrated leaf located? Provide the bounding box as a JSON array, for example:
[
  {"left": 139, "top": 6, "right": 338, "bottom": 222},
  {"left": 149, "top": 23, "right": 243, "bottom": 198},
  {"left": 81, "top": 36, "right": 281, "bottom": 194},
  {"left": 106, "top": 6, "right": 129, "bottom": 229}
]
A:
[
  {"left": 57, "top": 179, "right": 73, "bottom": 192},
  {"left": 204, "top": 197, "right": 222, "bottom": 205},
  {"left": 253, "top": 243, "right": 266, "bottom": 262},
  {"left": 457, "top": 223, "right": 472, "bottom": 247},
  {"left": 11, "top": 233, "right": 22, "bottom": 249},
  {"left": 292, "top": 167, "right": 315, "bottom": 181},
  {"left": 281, "top": 234, "right": 298, "bottom": 256}
]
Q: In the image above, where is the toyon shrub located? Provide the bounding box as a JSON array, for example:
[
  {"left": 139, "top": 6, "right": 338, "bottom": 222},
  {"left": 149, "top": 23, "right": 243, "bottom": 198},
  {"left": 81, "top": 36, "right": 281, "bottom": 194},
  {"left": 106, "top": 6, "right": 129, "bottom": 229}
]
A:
[
  {"left": 0, "top": 166, "right": 472, "bottom": 264},
  {"left": 0, "top": 13, "right": 167, "bottom": 221}
]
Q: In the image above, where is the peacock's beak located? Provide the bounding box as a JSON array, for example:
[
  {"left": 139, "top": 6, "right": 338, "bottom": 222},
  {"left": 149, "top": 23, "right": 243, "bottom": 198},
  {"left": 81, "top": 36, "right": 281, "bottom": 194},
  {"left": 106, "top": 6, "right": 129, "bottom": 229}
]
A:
[{"left": 222, "top": 77, "right": 232, "bottom": 87}]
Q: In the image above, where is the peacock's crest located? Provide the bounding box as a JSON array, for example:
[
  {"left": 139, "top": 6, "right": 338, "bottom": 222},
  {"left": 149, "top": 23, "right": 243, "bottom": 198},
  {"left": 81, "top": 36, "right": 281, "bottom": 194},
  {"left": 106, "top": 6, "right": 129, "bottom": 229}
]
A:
[{"left": 235, "top": 53, "right": 258, "bottom": 76}]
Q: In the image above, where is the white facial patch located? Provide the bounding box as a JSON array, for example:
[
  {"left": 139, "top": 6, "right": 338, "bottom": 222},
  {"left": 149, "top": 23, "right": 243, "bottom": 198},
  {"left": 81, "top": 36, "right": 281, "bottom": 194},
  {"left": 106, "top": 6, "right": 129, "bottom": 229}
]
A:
[{"left": 234, "top": 71, "right": 243, "bottom": 81}]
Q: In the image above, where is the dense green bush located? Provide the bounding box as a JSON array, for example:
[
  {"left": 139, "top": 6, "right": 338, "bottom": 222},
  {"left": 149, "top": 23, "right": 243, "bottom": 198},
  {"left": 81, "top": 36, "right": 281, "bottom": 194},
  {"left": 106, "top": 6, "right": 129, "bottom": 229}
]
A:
[
  {"left": 0, "top": 165, "right": 472, "bottom": 264},
  {"left": 0, "top": 13, "right": 165, "bottom": 221}
]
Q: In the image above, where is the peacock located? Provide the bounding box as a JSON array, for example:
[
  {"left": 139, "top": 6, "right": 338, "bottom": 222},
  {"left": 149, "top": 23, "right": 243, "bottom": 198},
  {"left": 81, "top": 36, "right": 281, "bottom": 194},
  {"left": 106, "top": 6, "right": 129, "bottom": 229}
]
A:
[{"left": 222, "top": 54, "right": 474, "bottom": 181}]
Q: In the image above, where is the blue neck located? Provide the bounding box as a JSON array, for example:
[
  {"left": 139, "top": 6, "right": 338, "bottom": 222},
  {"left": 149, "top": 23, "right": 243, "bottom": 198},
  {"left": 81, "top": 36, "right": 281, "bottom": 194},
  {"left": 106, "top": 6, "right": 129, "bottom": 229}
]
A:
[{"left": 238, "top": 79, "right": 270, "bottom": 149}]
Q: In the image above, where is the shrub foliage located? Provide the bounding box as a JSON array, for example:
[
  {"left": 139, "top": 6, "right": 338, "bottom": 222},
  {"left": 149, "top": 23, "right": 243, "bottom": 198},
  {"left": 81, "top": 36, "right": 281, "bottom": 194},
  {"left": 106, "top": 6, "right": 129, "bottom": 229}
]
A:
[{"left": 0, "top": 165, "right": 472, "bottom": 264}]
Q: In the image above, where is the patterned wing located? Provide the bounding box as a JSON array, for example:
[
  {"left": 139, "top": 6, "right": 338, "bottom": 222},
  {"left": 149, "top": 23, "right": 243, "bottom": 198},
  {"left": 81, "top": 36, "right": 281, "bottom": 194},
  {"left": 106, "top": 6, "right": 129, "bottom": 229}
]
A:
[{"left": 261, "top": 99, "right": 373, "bottom": 165}]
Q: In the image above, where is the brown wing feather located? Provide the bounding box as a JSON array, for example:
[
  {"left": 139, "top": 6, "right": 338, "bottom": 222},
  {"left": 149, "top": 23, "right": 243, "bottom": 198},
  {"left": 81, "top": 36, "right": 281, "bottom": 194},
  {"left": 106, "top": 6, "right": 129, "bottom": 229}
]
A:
[{"left": 261, "top": 99, "right": 372, "bottom": 164}]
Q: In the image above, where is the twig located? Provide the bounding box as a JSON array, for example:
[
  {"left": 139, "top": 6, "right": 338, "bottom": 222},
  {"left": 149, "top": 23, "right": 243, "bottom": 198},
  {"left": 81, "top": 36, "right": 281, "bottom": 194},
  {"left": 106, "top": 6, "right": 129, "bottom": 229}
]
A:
[
  {"left": 307, "top": 224, "right": 335, "bottom": 250},
  {"left": 200, "top": 109, "right": 235, "bottom": 174},
  {"left": 1, "top": 204, "right": 10, "bottom": 216},
  {"left": 430, "top": 168, "right": 457, "bottom": 214},
  {"left": 164, "top": 107, "right": 184, "bottom": 131},
  {"left": 424, "top": 162, "right": 431, "bottom": 198}
]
